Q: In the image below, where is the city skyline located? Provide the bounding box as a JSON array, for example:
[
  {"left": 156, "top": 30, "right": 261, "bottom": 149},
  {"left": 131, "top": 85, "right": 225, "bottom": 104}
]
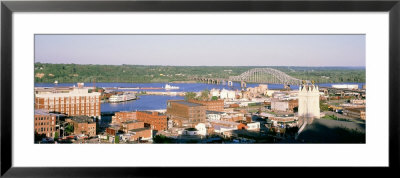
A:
[{"left": 35, "top": 34, "right": 366, "bottom": 67}]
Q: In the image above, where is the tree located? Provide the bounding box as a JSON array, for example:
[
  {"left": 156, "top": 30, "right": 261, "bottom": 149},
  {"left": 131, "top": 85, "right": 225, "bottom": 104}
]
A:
[
  {"left": 211, "top": 96, "right": 218, "bottom": 101},
  {"left": 54, "top": 132, "right": 59, "bottom": 140},
  {"left": 153, "top": 134, "right": 172, "bottom": 143},
  {"left": 200, "top": 89, "right": 210, "bottom": 101},
  {"left": 115, "top": 135, "right": 120, "bottom": 143},
  {"left": 320, "top": 102, "right": 330, "bottom": 112},
  {"left": 34, "top": 131, "right": 46, "bottom": 143},
  {"left": 65, "top": 124, "right": 74, "bottom": 135},
  {"left": 184, "top": 92, "right": 197, "bottom": 101}
]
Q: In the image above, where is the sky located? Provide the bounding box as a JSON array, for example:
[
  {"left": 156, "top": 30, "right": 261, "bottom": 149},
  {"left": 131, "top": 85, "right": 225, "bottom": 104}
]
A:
[{"left": 34, "top": 34, "right": 365, "bottom": 67}]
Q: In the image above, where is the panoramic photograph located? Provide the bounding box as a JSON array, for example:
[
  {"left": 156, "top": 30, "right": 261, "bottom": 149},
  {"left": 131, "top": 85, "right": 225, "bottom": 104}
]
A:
[{"left": 33, "top": 34, "right": 366, "bottom": 144}]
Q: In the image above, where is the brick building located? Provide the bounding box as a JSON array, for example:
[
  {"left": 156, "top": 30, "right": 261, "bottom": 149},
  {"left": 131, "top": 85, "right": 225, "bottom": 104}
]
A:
[
  {"left": 35, "top": 87, "right": 101, "bottom": 119},
  {"left": 69, "top": 116, "right": 96, "bottom": 137},
  {"left": 136, "top": 111, "right": 168, "bottom": 131},
  {"left": 127, "top": 128, "right": 152, "bottom": 142},
  {"left": 166, "top": 100, "right": 206, "bottom": 127},
  {"left": 121, "top": 120, "right": 145, "bottom": 133},
  {"left": 34, "top": 109, "right": 58, "bottom": 138},
  {"left": 106, "top": 124, "right": 120, "bottom": 136},
  {"left": 188, "top": 99, "right": 224, "bottom": 112},
  {"left": 112, "top": 111, "right": 137, "bottom": 124}
]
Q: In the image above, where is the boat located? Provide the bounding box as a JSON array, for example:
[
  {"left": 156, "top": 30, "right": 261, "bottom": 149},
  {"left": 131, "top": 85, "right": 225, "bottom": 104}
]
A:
[
  {"left": 109, "top": 92, "right": 137, "bottom": 103},
  {"left": 165, "top": 84, "right": 179, "bottom": 90}
]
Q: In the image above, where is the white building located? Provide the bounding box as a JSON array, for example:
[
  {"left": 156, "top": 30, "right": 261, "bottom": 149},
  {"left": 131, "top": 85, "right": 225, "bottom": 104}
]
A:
[
  {"left": 206, "top": 111, "right": 226, "bottom": 121},
  {"left": 246, "top": 122, "right": 260, "bottom": 130},
  {"left": 210, "top": 88, "right": 220, "bottom": 97},
  {"left": 195, "top": 123, "right": 207, "bottom": 136},
  {"left": 220, "top": 89, "right": 236, "bottom": 100},
  {"left": 298, "top": 83, "right": 320, "bottom": 118},
  {"left": 332, "top": 84, "right": 359, "bottom": 89},
  {"left": 271, "top": 100, "right": 290, "bottom": 112}
]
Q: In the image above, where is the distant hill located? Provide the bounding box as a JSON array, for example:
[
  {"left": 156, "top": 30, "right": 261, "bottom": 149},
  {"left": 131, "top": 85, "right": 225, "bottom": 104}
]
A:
[{"left": 34, "top": 63, "right": 365, "bottom": 83}]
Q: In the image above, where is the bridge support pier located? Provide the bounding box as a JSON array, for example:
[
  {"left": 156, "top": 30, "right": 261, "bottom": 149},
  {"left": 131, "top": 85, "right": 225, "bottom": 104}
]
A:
[{"left": 241, "top": 81, "right": 247, "bottom": 88}]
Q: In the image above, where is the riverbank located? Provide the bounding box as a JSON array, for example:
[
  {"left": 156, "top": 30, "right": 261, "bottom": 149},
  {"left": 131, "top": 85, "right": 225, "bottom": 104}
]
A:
[{"left": 170, "top": 81, "right": 197, "bottom": 83}]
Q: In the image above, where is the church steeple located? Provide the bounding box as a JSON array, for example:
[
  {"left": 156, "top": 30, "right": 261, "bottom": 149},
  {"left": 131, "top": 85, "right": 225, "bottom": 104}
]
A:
[{"left": 298, "top": 81, "right": 320, "bottom": 119}]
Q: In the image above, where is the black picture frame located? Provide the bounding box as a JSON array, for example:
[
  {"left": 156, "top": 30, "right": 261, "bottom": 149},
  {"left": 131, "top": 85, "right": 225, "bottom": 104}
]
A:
[{"left": 1, "top": 0, "right": 399, "bottom": 177}]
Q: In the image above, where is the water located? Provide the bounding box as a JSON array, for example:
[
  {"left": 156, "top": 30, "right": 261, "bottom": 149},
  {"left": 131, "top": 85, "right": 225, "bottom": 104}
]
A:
[
  {"left": 101, "top": 95, "right": 184, "bottom": 112},
  {"left": 35, "top": 82, "right": 365, "bottom": 91},
  {"left": 35, "top": 82, "right": 365, "bottom": 113}
]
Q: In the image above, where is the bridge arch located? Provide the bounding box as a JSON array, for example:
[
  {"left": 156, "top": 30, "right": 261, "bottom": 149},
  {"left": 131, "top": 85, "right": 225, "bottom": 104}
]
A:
[{"left": 229, "top": 68, "right": 302, "bottom": 85}]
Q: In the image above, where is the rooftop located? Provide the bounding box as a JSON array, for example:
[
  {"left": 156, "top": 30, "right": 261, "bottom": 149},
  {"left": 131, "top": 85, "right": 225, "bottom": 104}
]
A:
[
  {"left": 70, "top": 116, "right": 95, "bottom": 123},
  {"left": 123, "top": 120, "right": 142, "bottom": 124},
  {"left": 138, "top": 111, "right": 166, "bottom": 116},
  {"left": 34, "top": 109, "right": 64, "bottom": 116},
  {"left": 108, "top": 124, "right": 121, "bottom": 130},
  {"left": 206, "top": 110, "right": 226, "bottom": 115},
  {"left": 172, "top": 100, "right": 203, "bottom": 107},
  {"left": 128, "top": 127, "right": 151, "bottom": 133},
  {"left": 34, "top": 109, "right": 51, "bottom": 115}
]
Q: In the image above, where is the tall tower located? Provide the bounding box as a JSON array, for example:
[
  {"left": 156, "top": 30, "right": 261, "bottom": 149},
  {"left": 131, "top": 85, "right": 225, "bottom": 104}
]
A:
[{"left": 298, "top": 82, "right": 320, "bottom": 119}]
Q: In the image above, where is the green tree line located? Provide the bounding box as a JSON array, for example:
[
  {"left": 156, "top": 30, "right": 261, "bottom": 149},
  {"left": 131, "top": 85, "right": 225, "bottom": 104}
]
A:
[{"left": 34, "top": 63, "right": 365, "bottom": 83}]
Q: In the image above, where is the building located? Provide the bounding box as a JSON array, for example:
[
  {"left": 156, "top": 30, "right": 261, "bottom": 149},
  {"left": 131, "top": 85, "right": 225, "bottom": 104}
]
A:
[
  {"left": 343, "top": 107, "right": 366, "bottom": 120},
  {"left": 210, "top": 120, "right": 247, "bottom": 130},
  {"left": 246, "top": 84, "right": 268, "bottom": 97},
  {"left": 351, "top": 99, "right": 366, "bottom": 105},
  {"left": 34, "top": 109, "right": 58, "bottom": 138},
  {"left": 126, "top": 128, "right": 152, "bottom": 142},
  {"left": 210, "top": 88, "right": 220, "bottom": 97},
  {"left": 271, "top": 99, "right": 298, "bottom": 112},
  {"left": 220, "top": 89, "right": 236, "bottom": 100},
  {"left": 246, "top": 122, "right": 260, "bottom": 131},
  {"left": 136, "top": 111, "right": 168, "bottom": 131},
  {"left": 298, "top": 83, "right": 320, "bottom": 119},
  {"left": 332, "top": 84, "right": 359, "bottom": 90},
  {"left": 69, "top": 116, "right": 96, "bottom": 137},
  {"left": 35, "top": 87, "right": 73, "bottom": 94},
  {"left": 188, "top": 99, "right": 224, "bottom": 112},
  {"left": 112, "top": 111, "right": 137, "bottom": 124},
  {"left": 121, "top": 120, "right": 145, "bottom": 133},
  {"left": 268, "top": 115, "right": 298, "bottom": 123},
  {"left": 166, "top": 100, "right": 206, "bottom": 127},
  {"left": 35, "top": 85, "right": 101, "bottom": 119},
  {"left": 221, "top": 112, "right": 244, "bottom": 122},
  {"left": 195, "top": 123, "right": 209, "bottom": 136},
  {"left": 106, "top": 124, "right": 120, "bottom": 136},
  {"left": 206, "top": 110, "right": 226, "bottom": 121}
]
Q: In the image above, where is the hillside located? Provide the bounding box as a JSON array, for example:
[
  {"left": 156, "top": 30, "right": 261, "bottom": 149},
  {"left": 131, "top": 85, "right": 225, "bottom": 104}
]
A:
[{"left": 34, "top": 63, "right": 366, "bottom": 83}]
